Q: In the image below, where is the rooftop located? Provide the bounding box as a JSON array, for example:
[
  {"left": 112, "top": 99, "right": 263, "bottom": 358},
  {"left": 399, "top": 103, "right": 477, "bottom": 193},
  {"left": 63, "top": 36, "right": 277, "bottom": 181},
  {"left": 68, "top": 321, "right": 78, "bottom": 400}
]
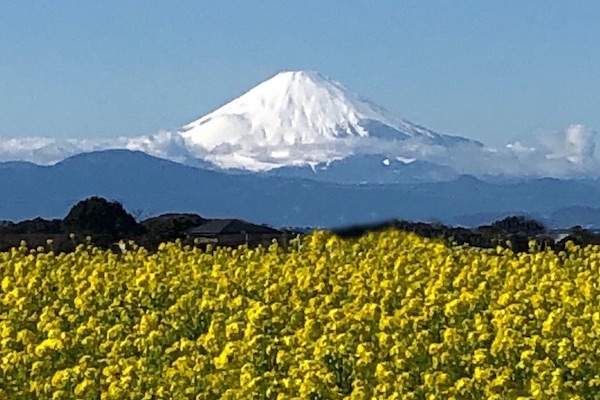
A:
[{"left": 187, "top": 218, "right": 281, "bottom": 235}]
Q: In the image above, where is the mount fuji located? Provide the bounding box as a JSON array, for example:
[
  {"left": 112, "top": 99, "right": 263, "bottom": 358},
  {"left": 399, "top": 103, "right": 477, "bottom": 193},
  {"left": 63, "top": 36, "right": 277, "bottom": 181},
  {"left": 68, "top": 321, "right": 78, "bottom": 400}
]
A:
[
  {"left": 178, "top": 70, "right": 482, "bottom": 182},
  {"left": 0, "top": 70, "right": 596, "bottom": 182},
  {"left": 1, "top": 71, "right": 600, "bottom": 225}
]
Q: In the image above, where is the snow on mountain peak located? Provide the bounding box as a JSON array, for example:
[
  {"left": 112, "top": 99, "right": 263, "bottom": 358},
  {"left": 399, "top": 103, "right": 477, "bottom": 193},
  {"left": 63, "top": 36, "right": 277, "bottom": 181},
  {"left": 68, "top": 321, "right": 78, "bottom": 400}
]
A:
[
  {"left": 179, "top": 69, "right": 459, "bottom": 170},
  {"left": 182, "top": 70, "right": 379, "bottom": 146},
  {"left": 3, "top": 70, "right": 593, "bottom": 180}
]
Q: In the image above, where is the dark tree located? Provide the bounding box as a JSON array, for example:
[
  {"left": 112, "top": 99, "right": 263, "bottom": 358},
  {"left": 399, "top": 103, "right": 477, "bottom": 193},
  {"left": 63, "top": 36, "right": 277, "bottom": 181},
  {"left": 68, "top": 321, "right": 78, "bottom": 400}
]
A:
[
  {"left": 0, "top": 217, "right": 63, "bottom": 234},
  {"left": 62, "top": 196, "right": 144, "bottom": 236},
  {"left": 480, "top": 216, "right": 546, "bottom": 236},
  {"left": 141, "top": 213, "right": 207, "bottom": 241}
]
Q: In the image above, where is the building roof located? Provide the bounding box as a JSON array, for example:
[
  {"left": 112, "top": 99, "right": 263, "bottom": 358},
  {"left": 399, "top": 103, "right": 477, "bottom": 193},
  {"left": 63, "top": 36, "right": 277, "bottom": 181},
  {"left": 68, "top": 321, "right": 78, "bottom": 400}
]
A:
[{"left": 187, "top": 219, "right": 281, "bottom": 235}]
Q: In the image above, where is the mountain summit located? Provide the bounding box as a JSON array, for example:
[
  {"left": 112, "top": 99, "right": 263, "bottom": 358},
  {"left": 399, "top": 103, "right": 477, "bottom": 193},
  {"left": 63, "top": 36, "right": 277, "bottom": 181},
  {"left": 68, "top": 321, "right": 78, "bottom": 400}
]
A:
[
  {"left": 0, "top": 71, "right": 594, "bottom": 181},
  {"left": 179, "top": 70, "right": 478, "bottom": 172}
]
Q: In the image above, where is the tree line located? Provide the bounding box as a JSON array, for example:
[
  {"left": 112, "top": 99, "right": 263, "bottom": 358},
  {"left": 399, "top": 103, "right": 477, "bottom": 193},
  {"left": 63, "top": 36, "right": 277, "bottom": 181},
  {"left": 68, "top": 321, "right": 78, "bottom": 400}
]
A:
[{"left": 1, "top": 196, "right": 598, "bottom": 253}]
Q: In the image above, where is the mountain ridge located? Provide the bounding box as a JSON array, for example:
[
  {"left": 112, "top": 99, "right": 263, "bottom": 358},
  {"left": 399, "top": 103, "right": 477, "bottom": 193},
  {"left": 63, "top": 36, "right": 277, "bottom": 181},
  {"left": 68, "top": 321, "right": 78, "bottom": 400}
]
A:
[
  {"left": 0, "top": 71, "right": 596, "bottom": 181},
  {"left": 178, "top": 70, "right": 482, "bottom": 173},
  {"left": 1, "top": 149, "right": 600, "bottom": 229}
]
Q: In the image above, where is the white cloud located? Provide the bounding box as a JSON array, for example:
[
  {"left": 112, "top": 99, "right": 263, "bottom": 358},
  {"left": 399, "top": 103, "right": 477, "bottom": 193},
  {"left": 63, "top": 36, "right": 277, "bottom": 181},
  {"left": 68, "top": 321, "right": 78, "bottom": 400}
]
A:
[
  {"left": 502, "top": 124, "right": 598, "bottom": 176},
  {"left": 0, "top": 124, "right": 597, "bottom": 180},
  {"left": 506, "top": 141, "right": 536, "bottom": 154},
  {"left": 564, "top": 124, "right": 596, "bottom": 164},
  {"left": 0, "top": 131, "right": 193, "bottom": 165},
  {"left": 0, "top": 136, "right": 77, "bottom": 164},
  {"left": 124, "top": 131, "right": 194, "bottom": 164}
]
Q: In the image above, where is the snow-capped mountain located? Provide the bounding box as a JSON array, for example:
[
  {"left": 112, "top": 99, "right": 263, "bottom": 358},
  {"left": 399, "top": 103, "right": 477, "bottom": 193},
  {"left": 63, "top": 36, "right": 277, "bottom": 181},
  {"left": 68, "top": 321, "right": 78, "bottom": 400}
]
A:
[
  {"left": 0, "top": 70, "right": 597, "bottom": 182},
  {"left": 179, "top": 70, "right": 481, "bottom": 172}
]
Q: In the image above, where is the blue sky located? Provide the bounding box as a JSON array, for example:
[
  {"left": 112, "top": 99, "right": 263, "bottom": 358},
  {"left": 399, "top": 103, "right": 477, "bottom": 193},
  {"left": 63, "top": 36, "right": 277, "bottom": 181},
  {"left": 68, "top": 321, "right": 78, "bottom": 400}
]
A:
[{"left": 1, "top": 1, "right": 599, "bottom": 147}]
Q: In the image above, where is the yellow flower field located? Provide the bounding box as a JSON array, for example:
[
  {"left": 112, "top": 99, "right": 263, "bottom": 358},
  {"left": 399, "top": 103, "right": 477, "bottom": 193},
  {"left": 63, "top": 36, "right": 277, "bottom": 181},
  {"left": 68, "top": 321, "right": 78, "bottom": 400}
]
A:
[{"left": 1, "top": 230, "right": 600, "bottom": 399}]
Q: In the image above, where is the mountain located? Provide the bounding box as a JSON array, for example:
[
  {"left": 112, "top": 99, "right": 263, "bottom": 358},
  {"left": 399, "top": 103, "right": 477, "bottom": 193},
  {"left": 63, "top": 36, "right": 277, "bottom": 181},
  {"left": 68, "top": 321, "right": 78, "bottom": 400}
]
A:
[
  {"left": 264, "top": 155, "right": 459, "bottom": 184},
  {"left": 0, "top": 70, "right": 482, "bottom": 184},
  {"left": 452, "top": 206, "right": 600, "bottom": 231},
  {"left": 0, "top": 70, "right": 595, "bottom": 182},
  {"left": 548, "top": 206, "right": 600, "bottom": 229},
  {"left": 179, "top": 70, "right": 482, "bottom": 177},
  {"left": 2, "top": 149, "right": 600, "bottom": 228},
  {"left": 0, "top": 160, "right": 42, "bottom": 170}
]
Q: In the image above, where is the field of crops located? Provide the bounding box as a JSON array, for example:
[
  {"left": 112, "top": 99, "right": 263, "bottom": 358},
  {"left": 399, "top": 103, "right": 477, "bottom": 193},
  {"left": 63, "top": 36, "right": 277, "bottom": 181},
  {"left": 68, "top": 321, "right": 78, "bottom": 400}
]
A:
[{"left": 2, "top": 230, "right": 600, "bottom": 399}]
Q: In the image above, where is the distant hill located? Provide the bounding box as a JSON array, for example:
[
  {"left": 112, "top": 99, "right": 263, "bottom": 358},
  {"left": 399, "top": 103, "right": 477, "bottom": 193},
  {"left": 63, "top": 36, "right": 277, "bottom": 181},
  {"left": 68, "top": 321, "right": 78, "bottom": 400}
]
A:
[
  {"left": 2, "top": 149, "right": 600, "bottom": 228},
  {"left": 264, "top": 155, "right": 459, "bottom": 184},
  {"left": 549, "top": 206, "right": 600, "bottom": 230}
]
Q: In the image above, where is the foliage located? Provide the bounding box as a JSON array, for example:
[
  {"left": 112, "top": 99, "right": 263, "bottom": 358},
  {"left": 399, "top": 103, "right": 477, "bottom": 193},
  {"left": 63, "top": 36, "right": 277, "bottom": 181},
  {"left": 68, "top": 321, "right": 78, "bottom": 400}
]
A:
[
  {"left": 559, "top": 226, "right": 600, "bottom": 248},
  {"left": 62, "top": 197, "right": 144, "bottom": 237},
  {"left": 0, "top": 218, "right": 63, "bottom": 235},
  {"left": 480, "top": 215, "right": 547, "bottom": 236},
  {"left": 332, "top": 217, "right": 552, "bottom": 253},
  {"left": 2, "top": 230, "right": 600, "bottom": 398},
  {"left": 141, "top": 213, "right": 207, "bottom": 242}
]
